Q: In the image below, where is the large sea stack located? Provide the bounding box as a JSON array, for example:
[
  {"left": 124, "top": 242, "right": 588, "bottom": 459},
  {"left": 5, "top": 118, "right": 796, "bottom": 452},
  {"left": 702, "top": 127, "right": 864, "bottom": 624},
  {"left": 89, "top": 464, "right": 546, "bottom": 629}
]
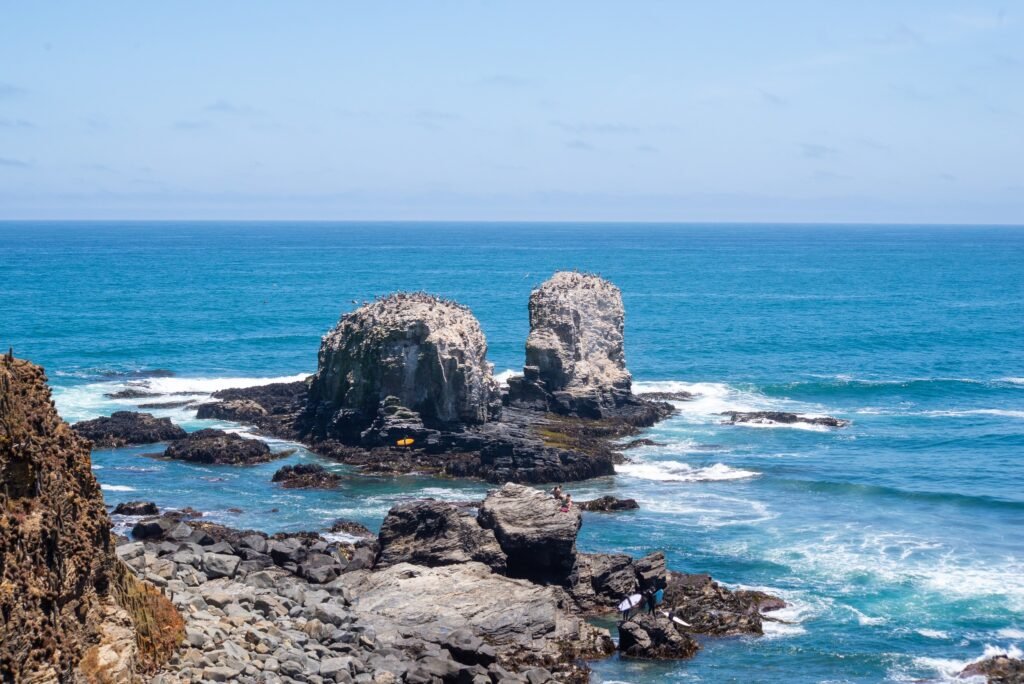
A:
[
  {"left": 0, "top": 353, "right": 182, "bottom": 681},
  {"left": 507, "top": 271, "right": 669, "bottom": 424},
  {"left": 303, "top": 292, "right": 501, "bottom": 441}
]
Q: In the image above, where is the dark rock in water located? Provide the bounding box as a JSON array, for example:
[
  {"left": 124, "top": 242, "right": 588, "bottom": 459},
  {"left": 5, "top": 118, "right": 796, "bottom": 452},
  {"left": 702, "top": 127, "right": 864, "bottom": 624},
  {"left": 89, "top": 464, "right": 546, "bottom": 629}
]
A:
[
  {"left": 959, "top": 655, "right": 1024, "bottom": 683},
  {"left": 195, "top": 398, "right": 268, "bottom": 422},
  {"left": 477, "top": 483, "right": 580, "bottom": 581},
  {"left": 162, "top": 428, "right": 277, "bottom": 465},
  {"left": 637, "top": 391, "right": 695, "bottom": 402},
  {"left": 578, "top": 495, "right": 639, "bottom": 512},
  {"left": 567, "top": 550, "right": 668, "bottom": 611},
  {"left": 137, "top": 400, "right": 194, "bottom": 409},
  {"left": 103, "top": 387, "right": 161, "bottom": 399},
  {"left": 327, "top": 518, "right": 375, "bottom": 539},
  {"left": 719, "top": 411, "right": 850, "bottom": 428},
  {"left": 271, "top": 462, "right": 341, "bottom": 489},
  {"left": 505, "top": 272, "right": 674, "bottom": 426},
  {"left": 0, "top": 355, "right": 182, "bottom": 679},
  {"left": 73, "top": 410, "right": 187, "bottom": 448},
  {"left": 620, "top": 438, "right": 664, "bottom": 449},
  {"left": 662, "top": 571, "right": 784, "bottom": 635},
  {"left": 377, "top": 499, "right": 507, "bottom": 572},
  {"left": 618, "top": 613, "right": 699, "bottom": 660},
  {"left": 303, "top": 292, "right": 501, "bottom": 440},
  {"left": 112, "top": 501, "right": 159, "bottom": 516}
]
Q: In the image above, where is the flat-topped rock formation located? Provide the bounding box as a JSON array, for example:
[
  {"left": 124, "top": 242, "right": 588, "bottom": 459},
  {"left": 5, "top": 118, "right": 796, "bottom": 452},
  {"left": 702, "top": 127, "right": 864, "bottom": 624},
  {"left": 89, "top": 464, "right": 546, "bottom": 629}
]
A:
[
  {"left": 0, "top": 353, "right": 182, "bottom": 681},
  {"left": 303, "top": 292, "right": 501, "bottom": 442},
  {"left": 74, "top": 410, "right": 187, "bottom": 447},
  {"left": 507, "top": 271, "right": 673, "bottom": 425},
  {"left": 163, "top": 428, "right": 279, "bottom": 465},
  {"left": 720, "top": 410, "right": 850, "bottom": 428}
]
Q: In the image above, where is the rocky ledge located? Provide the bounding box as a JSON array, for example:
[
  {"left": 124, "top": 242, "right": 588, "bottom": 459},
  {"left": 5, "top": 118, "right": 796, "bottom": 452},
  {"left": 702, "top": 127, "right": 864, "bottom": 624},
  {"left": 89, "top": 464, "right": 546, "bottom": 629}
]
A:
[
  {"left": 959, "top": 654, "right": 1024, "bottom": 683},
  {"left": 163, "top": 428, "right": 280, "bottom": 465},
  {"left": 720, "top": 411, "right": 850, "bottom": 428},
  {"left": 272, "top": 463, "right": 342, "bottom": 489},
  {"left": 577, "top": 495, "right": 639, "bottom": 512},
  {"left": 74, "top": 410, "right": 187, "bottom": 447}
]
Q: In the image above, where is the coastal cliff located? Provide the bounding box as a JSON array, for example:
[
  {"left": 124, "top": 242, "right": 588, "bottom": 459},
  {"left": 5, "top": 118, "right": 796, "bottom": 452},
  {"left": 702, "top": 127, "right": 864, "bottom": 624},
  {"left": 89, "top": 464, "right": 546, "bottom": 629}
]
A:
[{"left": 0, "top": 353, "right": 182, "bottom": 681}]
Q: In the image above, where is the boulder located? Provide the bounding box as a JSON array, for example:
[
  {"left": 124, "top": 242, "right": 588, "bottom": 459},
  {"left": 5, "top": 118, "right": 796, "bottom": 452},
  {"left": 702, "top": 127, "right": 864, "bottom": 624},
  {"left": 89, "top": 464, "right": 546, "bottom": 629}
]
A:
[
  {"left": 112, "top": 501, "right": 160, "bottom": 516},
  {"left": 959, "top": 655, "right": 1024, "bottom": 683},
  {"left": 618, "top": 614, "right": 699, "bottom": 660},
  {"left": 577, "top": 496, "right": 639, "bottom": 512},
  {"left": 477, "top": 483, "right": 580, "bottom": 581},
  {"left": 719, "top": 411, "right": 849, "bottom": 428},
  {"left": 73, "top": 411, "right": 186, "bottom": 448},
  {"left": 376, "top": 500, "right": 506, "bottom": 572},
  {"left": 162, "top": 428, "right": 277, "bottom": 465},
  {"left": 339, "top": 562, "right": 613, "bottom": 666},
  {"left": 0, "top": 354, "right": 182, "bottom": 680},
  {"left": 303, "top": 293, "right": 501, "bottom": 439},
  {"left": 195, "top": 399, "right": 268, "bottom": 422},
  {"left": 271, "top": 463, "right": 341, "bottom": 489}
]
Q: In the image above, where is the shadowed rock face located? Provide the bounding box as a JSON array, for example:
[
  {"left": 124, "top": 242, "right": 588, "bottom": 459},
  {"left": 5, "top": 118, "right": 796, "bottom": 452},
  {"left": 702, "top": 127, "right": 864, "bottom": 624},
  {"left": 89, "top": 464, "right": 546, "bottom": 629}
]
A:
[
  {"left": 305, "top": 293, "right": 501, "bottom": 438},
  {"left": 376, "top": 499, "right": 507, "bottom": 572},
  {"left": 0, "top": 354, "right": 181, "bottom": 681}
]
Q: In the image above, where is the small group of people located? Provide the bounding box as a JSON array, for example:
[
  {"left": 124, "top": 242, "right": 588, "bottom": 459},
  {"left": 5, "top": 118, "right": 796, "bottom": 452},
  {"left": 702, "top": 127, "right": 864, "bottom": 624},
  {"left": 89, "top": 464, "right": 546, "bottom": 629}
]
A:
[
  {"left": 618, "top": 586, "right": 666, "bottom": 622},
  {"left": 550, "top": 485, "right": 572, "bottom": 512}
]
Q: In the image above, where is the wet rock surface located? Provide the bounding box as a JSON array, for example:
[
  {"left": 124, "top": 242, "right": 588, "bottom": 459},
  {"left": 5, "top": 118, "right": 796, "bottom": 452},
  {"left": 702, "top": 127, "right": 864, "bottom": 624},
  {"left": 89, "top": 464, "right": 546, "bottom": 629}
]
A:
[
  {"left": 74, "top": 410, "right": 187, "bottom": 448},
  {"left": 662, "top": 571, "right": 784, "bottom": 635},
  {"left": 196, "top": 398, "right": 269, "bottom": 422},
  {"left": 720, "top": 411, "right": 850, "bottom": 428},
  {"left": 113, "top": 500, "right": 160, "bottom": 515},
  {"left": 163, "top": 428, "right": 279, "bottom": 465},
  {"left": 0, "top": 354, "right": 181, "bottom": 681},
  {"left": 272, "top": 463, "right": 342, "bottom": 489},
  {"left": 577, "top": 495, "right": 639, "bottom": 512},
  {"left": 618, "top": 613, "right": 700, "bottom": 660},
  {"left": 960, "top": 655, "right": 1024, "bottom": 683}
]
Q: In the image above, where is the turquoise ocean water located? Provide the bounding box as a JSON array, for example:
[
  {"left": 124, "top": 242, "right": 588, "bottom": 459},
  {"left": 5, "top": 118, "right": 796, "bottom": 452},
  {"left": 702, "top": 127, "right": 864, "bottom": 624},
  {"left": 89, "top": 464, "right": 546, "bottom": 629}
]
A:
[{"left": 2, "top": 222, "right": 1023, "bottom": 682}]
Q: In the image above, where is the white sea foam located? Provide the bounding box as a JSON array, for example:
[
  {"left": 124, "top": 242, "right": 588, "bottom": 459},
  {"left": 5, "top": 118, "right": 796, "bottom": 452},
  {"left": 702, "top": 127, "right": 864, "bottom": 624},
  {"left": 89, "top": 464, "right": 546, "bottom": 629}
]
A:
[
  {"left": 923, "top": 408, "right": 1024, "bottom": 419},
  {"left": 642, "top": 493, "right": 775, "bottom": 528},
  {"left": 322, "top": 531, "right": 366, "bottom": 545},
  {"left": 917, "top": 628, "right": 950, "bottom": 639},
  {"left": 844, "top": 604, "right": 887, "bottom": 626},
  {"left": 101, "top": 484, "right": 136, "bottom": 492},
  {"left": 616, "top": 460, "right": 759, "bottom": 482},
  {"left": 493, "top": 369, "right": 517, "bottom": 385},
  {"left": 910, "top": 645, "right": 1024, "bottom": 683},
  {"left": 1000, "top": 377, "right": 1024, "bottom": 386},
  {"left": 997, "top": 628, "right": 1024, "bottom": 639},
  {"left": 52, "top": 373, "right": 310, "bottom": 423}
]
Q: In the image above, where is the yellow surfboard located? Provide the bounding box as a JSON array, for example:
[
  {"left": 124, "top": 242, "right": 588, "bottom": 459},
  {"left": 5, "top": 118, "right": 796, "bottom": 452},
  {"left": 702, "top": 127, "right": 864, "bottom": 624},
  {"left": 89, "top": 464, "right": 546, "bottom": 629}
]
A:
[{"left": 396, "top": 437, "right": 414, "bottom": 447}]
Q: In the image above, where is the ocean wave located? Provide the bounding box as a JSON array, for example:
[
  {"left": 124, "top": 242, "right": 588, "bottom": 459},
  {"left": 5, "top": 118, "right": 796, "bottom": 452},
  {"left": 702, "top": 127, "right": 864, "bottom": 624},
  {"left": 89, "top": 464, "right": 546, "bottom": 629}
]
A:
[
  {"left": 51, "top": 372, "right": 310, "bottom": 423},
  {"left": 493, "top": 369, "right": 517, "bottom": 385},
  {"left": 101, "top": 484, "right": 136, "bottom": 492},
  {"left": 923, "top": 408, "right": 1024, "bottom": 419},
  {"left": 642, "top": 493, "right": 775, "bottom": 528},
  {"left": 616, "top": 461, "right": 759, "bottom": 482},
  {"left": 909, "top": 644, "right": 1023, "bottom": 683},
  {"left": 916, "top": 628, "right": 950, "bottom": 639},
  {"left": 997, "top": 627, "right": 1024, "bottom": 639},
  {"left": 1000, "top": 377, "right": 1024, "bottom": 386}
]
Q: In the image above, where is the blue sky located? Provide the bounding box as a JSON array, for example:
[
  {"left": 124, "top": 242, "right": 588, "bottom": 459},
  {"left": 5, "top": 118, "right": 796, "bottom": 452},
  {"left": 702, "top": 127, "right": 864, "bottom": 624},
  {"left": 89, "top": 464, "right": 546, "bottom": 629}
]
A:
[{"left": 1, "top": 1, "right": 1022, "bottom": 222}]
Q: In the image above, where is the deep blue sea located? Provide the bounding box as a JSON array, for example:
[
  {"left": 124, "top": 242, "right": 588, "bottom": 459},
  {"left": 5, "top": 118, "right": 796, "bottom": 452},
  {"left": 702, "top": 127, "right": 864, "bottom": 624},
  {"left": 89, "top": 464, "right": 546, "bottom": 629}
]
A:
[{"left": 2, "top": 222, "right": 1023, "bottom": 683}]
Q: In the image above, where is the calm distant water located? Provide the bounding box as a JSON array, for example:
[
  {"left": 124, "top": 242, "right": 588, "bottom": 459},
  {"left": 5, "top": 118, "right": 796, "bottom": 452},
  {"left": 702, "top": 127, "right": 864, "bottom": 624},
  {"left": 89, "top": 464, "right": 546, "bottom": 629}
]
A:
[{"left": 2, "top": 222, "right": 1023, "bottom": 683}]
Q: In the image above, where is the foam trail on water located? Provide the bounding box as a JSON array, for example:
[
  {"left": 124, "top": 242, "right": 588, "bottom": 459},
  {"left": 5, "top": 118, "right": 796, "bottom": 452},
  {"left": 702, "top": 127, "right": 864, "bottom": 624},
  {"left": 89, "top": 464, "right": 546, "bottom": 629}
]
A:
[
  {"left": 101, "top": 484, "right": 136, "bottom": 492},
  {"left": 616, "top": 461, "right": 759, "bottom": 482}
]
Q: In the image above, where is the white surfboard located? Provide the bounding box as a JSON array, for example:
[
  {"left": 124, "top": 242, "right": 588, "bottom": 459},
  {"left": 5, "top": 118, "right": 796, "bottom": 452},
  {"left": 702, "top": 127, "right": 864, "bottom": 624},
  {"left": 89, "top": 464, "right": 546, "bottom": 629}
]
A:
[{"left": 617, "top": 593, "right": 643, "bottom": 612}]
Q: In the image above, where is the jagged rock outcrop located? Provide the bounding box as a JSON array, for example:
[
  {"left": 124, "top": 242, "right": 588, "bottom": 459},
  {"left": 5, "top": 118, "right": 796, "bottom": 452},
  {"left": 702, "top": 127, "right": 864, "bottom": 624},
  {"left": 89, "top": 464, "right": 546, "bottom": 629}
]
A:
[
  {"left": 578, "top": 495, "right": 639, "bottom": 512},
  {"left": 567, "top": 551, "right": 668, "bottom": 612},
  {"left": 662, "top": 571, "right": 785, "bottom": 635},
  {"left": 195, "top": 398, "right": 268, "bottom": 422},
  {"left": 507, "top": 272, "right": 672, "bottom": 425},
  {"left": 0, "top": 354, "right": 182, "bottom": 681},
  {"left": 303, "top": 293, "right": 501, "bottom": 440},
  {"left": 271, "top": 463, "right": 341, "bottom": 489},
  {"left": 720, "top": 411, "right": 849, "bottom": 428},
  {"left": 618, "top": 613, "right": 700, "bottom": 660},
  {"left": 376, "top": 499, "right": 507, "bottom": 572},
  {"left": 163, "top": 428, "right": 278, "bottom": 465},
  {"left": 960, "top": 654, "right": 1024, "bottom": 683},
  {"left": 73, "top": 410, "right": 187, "bottom": 448},
  {"left": 478, "top": 483, "right": 581, "bottom": 581}
]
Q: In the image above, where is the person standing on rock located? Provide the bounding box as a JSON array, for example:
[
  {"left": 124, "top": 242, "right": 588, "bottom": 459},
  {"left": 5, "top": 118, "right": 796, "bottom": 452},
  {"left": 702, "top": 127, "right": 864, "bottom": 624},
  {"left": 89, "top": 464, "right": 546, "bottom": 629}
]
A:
[
  {"left": 551, "top": 484, "right": 564, "bottom": 501},
  {"left": 645, "top": 588, "right": 658, "bottom": 615}
]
